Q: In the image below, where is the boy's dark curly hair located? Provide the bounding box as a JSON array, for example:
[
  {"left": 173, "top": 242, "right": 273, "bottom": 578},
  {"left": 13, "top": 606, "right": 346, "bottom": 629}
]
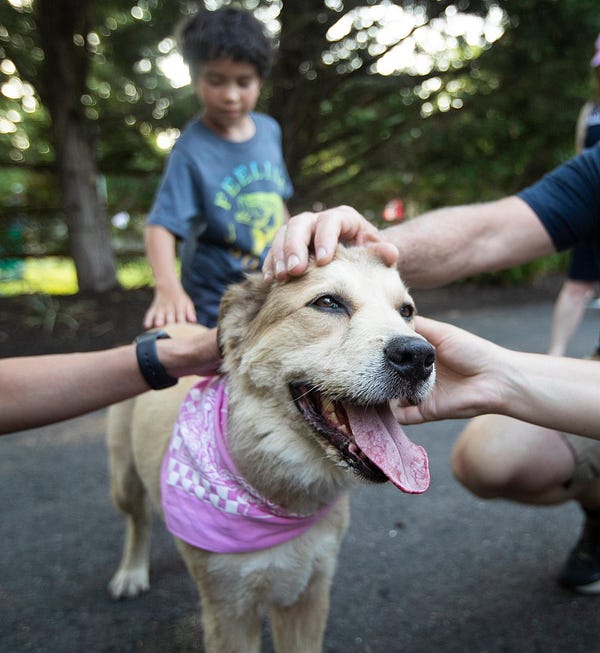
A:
[{"left": 179, "top": 7, "right": 273, "bottom": 81}]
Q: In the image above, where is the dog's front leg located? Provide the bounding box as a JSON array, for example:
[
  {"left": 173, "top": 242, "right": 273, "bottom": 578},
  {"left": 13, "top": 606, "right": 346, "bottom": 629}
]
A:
[
  {"left": 176, "top": 540, "right": 263, "bottom": 653},
  {"left": 270, "top": 568, "right": 332, "bottom": 653},
  {"left": 199, "top": 595, "right": 263, "bottom": 653}
]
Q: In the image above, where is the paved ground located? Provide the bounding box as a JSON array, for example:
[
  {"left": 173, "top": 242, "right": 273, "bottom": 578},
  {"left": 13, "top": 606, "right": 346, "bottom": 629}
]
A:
[{"left": 2, "top": 291, "right": 600, "bottom": 652}]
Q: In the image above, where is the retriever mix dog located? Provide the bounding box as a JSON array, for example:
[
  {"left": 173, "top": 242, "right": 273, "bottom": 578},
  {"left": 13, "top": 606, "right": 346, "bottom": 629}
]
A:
[{"left": 106, "top": 245, "right": 435, "bottom": 653}]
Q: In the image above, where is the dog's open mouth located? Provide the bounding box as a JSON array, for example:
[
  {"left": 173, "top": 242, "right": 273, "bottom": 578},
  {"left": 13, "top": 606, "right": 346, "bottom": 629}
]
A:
[{"left": 290, "top": 383, "right": 429, "bottom": 494}]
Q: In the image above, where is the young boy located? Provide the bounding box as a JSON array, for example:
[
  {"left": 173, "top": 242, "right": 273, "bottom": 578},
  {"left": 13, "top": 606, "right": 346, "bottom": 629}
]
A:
[{"left": 144, "top": 7, "right": 293, "bottom": 328}]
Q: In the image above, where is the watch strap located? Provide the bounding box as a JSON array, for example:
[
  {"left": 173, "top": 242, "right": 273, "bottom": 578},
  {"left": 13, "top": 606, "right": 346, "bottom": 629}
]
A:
[{"left": 135, "top": 330, "right": 178, "bottom": 390}]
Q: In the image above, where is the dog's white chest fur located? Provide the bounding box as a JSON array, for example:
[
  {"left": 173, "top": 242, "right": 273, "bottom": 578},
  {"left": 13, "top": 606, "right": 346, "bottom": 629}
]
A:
[{"left": 205, "top": 518, "right": 346, "bottom": 610}]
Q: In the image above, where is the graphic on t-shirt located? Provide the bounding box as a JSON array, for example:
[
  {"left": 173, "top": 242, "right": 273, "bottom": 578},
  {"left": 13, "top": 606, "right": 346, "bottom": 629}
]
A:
[{"left": 224, "top": 191, "right": 285, "bottom": 257}]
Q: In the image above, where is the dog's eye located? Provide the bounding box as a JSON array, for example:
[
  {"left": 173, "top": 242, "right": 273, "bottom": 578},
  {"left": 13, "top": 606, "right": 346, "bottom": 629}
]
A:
[
  {"left": 399, "top": 303, "right": 415, "bottom": 320},
  {"left": 310, "top": 294, "right": 348, "bottom": 314}
]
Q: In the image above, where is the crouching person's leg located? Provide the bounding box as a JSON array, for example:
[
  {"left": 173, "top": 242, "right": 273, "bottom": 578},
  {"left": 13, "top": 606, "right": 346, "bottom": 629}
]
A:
[{"left": 451, "top": 414, "right": 600, "bottom": 593}]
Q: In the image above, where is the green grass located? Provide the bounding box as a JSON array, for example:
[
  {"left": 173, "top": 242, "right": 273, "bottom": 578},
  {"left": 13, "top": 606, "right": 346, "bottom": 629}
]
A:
[{"left": 0, "top": 257, "right": 154, "bottom": 296}]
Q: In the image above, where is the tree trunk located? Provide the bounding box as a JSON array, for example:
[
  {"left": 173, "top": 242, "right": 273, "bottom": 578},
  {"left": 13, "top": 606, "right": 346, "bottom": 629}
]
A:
[
  {"left": 37, "top": 0, "right": 119, "bottom": 293},
  {"left": 53, "top": 117, "right": 118, "bottom": 293}
]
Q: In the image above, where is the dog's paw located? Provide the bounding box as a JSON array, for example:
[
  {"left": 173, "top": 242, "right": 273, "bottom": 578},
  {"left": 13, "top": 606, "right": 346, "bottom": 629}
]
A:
[{"left": 108, "top": 566, "right": 150, "bottom": 600}]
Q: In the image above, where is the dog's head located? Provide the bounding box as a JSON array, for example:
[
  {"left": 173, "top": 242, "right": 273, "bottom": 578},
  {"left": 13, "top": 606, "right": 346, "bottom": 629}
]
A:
[{"left": 218, "top": 246, "right": 435, "bottom": 495}]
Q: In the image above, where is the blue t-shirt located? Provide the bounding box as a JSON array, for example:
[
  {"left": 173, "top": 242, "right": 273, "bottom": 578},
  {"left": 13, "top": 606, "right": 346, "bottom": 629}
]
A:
[
  {"left": 517, "top": 142, "right": 600, "bottom": 256},
  {"left": 148, "top": 112, "right": 293, "bottom": 327}
]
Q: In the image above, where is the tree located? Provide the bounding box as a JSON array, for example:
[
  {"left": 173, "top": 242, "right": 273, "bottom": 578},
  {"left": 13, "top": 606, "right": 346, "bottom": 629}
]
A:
[
  {"left": 403, "top": 0, "right": 600, "bottom": 209},
  {"left": 269, "top": 0, "right": 600, "bottom": 213},
  {"left": 4, "top": 0, "right": 119, "bottom": 291},
  {"left": 269, "top": 0, "right": 495, "bottom": 208},
  {"left": 41, "top": 0, "right": 123, "bottom": 292},
  {"left": 1, "top": 0, "right": 195, "bottom": 291},
  {"left": 2, "top": 0, "right": 600, "bottom": 293}
]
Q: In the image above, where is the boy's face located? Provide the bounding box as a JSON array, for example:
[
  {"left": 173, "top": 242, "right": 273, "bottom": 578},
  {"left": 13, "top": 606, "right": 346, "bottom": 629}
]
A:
[{"left": 194, "top": 58, "right": 263, "bottom": 137}]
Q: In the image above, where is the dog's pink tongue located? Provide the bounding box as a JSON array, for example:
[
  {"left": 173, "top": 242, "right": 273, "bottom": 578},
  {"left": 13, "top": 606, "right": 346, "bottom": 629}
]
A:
[{"left": 346, "top": 404, "right": 430, "bottom": 494}]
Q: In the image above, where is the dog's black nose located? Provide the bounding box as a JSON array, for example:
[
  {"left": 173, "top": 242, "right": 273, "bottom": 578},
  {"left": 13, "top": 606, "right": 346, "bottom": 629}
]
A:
[{"left": 384, "top": 336, "right": 435, "bottom": 379}]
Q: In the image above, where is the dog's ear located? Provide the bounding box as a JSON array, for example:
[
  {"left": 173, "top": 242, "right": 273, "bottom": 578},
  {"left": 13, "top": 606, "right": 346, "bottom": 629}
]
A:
[{"left": 217, "top": 273, "right": 270, "bottom": 363}]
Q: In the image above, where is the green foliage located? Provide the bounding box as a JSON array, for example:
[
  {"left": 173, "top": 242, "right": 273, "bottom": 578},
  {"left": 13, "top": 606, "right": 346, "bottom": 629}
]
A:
[
  {"left": 0, "top": 257, "right": 78, "bottom": 296},
  {"left": 0, "top": 256, "right": 154, "bottom": 296},
  {"left": 1, "top": 1, "right": 598, "bottom": 290},
  {"left": 116, "top": 257, "right": 155, "bottom": 289},
  {"left": 403, "top": 0, "right": 600, "bottom": 209}
]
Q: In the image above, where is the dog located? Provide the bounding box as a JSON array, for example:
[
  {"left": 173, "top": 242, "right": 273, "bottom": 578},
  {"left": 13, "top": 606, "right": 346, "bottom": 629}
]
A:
[{"left": 106, "top": 245, "right": 435, "bottom": 653}]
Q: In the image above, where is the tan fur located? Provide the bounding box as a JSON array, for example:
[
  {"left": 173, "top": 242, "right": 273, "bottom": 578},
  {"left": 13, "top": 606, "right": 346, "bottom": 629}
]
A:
[{"left": 106, "top": 246, "right": 434, "bottom": 653}]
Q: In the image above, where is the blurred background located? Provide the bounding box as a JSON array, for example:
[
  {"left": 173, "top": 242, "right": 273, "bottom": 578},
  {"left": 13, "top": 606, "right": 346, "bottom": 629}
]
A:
[{"left": 1, "top": 0, "right": 599, "bottom": 297}]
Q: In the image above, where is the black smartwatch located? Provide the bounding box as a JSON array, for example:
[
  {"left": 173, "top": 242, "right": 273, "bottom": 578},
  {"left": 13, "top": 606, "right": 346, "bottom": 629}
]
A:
[{"left": 135, "top": 330, "right": 178, "bottom": 390}]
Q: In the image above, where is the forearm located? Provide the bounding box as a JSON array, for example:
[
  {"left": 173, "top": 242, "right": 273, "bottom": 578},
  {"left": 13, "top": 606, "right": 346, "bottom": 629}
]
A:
[
  {"left": 497, "top": 352, "right": 600, "bottom": 438},
  {"left": 0, "top": 329, "right": 219, "bottom": 435},
  {"left": 145, "top": 225, "right": 181, "bottom": 290},
  {"left": 384, "top": 196, "right": 555, "bottom": 288},
  {"left": 0, "top": 347, "right": 145, "bottom": 434}
]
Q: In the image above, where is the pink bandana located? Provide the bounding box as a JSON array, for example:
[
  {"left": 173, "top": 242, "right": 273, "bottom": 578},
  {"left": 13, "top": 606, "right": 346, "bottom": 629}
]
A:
[{"left": 161, "top": 377, "right": 335, "bottom": 553}]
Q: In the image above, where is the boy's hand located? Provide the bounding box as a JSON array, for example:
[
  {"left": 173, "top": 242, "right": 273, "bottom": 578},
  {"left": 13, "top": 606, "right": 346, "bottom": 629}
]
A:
[
  {"left": 143, "top": 286, "right": 197, "bottom": 328},
  {"left": 263, "top": 206, "right": 397, "bottom": 282}
]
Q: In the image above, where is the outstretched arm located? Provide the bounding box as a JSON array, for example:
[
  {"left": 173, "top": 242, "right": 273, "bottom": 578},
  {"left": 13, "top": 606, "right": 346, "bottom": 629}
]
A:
[
  {"left": 0, "top": 328, "right": 220, "bottom": 435},
  {"left": 393, "top": 317, "right": 600, "bottom": 439},
  {"left": 264, "top": 197, "right": 555, "bottom": 289}
]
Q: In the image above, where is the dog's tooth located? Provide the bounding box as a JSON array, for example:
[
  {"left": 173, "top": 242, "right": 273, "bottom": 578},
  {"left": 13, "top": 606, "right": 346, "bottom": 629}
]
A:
[
  {"left": 322, "top": 398, "right": 350, "bottom": 434},
  {"left": 323, "top": 399, "right": 338, "bottom": 424}
]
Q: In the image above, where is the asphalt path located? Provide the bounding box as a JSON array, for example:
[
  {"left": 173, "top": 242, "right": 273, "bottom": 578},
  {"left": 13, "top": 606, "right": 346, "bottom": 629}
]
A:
[{"left": 2, "top": 295, "right": 600, "bottom": 653}]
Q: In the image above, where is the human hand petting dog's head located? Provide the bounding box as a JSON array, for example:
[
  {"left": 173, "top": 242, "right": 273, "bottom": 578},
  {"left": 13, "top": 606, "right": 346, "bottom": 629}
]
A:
[{"left": 263, "top": 206, "right": 399, "bottom": 283}]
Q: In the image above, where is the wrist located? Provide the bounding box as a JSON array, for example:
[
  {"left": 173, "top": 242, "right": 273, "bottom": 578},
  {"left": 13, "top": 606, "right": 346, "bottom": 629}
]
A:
[
  {"left": 158, "top": 328, "right": 221, "bottom": 379},
  {"left": 135, "top": 331, "right": 178, "bottom": 390},
  {"left": 489, "top": 348, "right": 522, "bottom": 416},
  {"left": 155, "top": 277, "right": 183, "bottom": 294}
]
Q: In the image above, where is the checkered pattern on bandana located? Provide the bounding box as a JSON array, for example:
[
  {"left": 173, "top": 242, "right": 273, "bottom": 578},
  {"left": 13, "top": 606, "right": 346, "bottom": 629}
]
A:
[
  {"left": 166, "top": 393, "right": 261, "bottom": 518},
  {"left": 160, "top": 376, "right": 337, "bottom": 553}
]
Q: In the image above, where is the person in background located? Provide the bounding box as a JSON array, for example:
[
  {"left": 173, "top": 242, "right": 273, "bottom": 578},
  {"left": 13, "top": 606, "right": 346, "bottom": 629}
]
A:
[
  {"left": 263, "top": 140, "right": 600, "bottom": 594},
  {"left": 144, "top": 7, "right": 292, "bottom": 329},
  {"left": 548, "top": 35, "right": 600, "bottom": 359}
]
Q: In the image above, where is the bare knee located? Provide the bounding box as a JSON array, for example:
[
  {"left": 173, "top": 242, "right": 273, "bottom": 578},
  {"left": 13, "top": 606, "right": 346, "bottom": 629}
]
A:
[
  {"left": 560, "top": 279, "right": 597, "bottom": 302},
  {"left": 451, "top": 415, "right": 576, "bottom": 503},
  {"left": 451, "top": 417, "right": 517, "bottom": 499}
]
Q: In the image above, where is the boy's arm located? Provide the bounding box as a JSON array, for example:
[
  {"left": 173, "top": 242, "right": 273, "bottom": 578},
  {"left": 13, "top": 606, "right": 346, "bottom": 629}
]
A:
[{"left": 144, "top": 225, "right": 197, "bottom": 328}]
